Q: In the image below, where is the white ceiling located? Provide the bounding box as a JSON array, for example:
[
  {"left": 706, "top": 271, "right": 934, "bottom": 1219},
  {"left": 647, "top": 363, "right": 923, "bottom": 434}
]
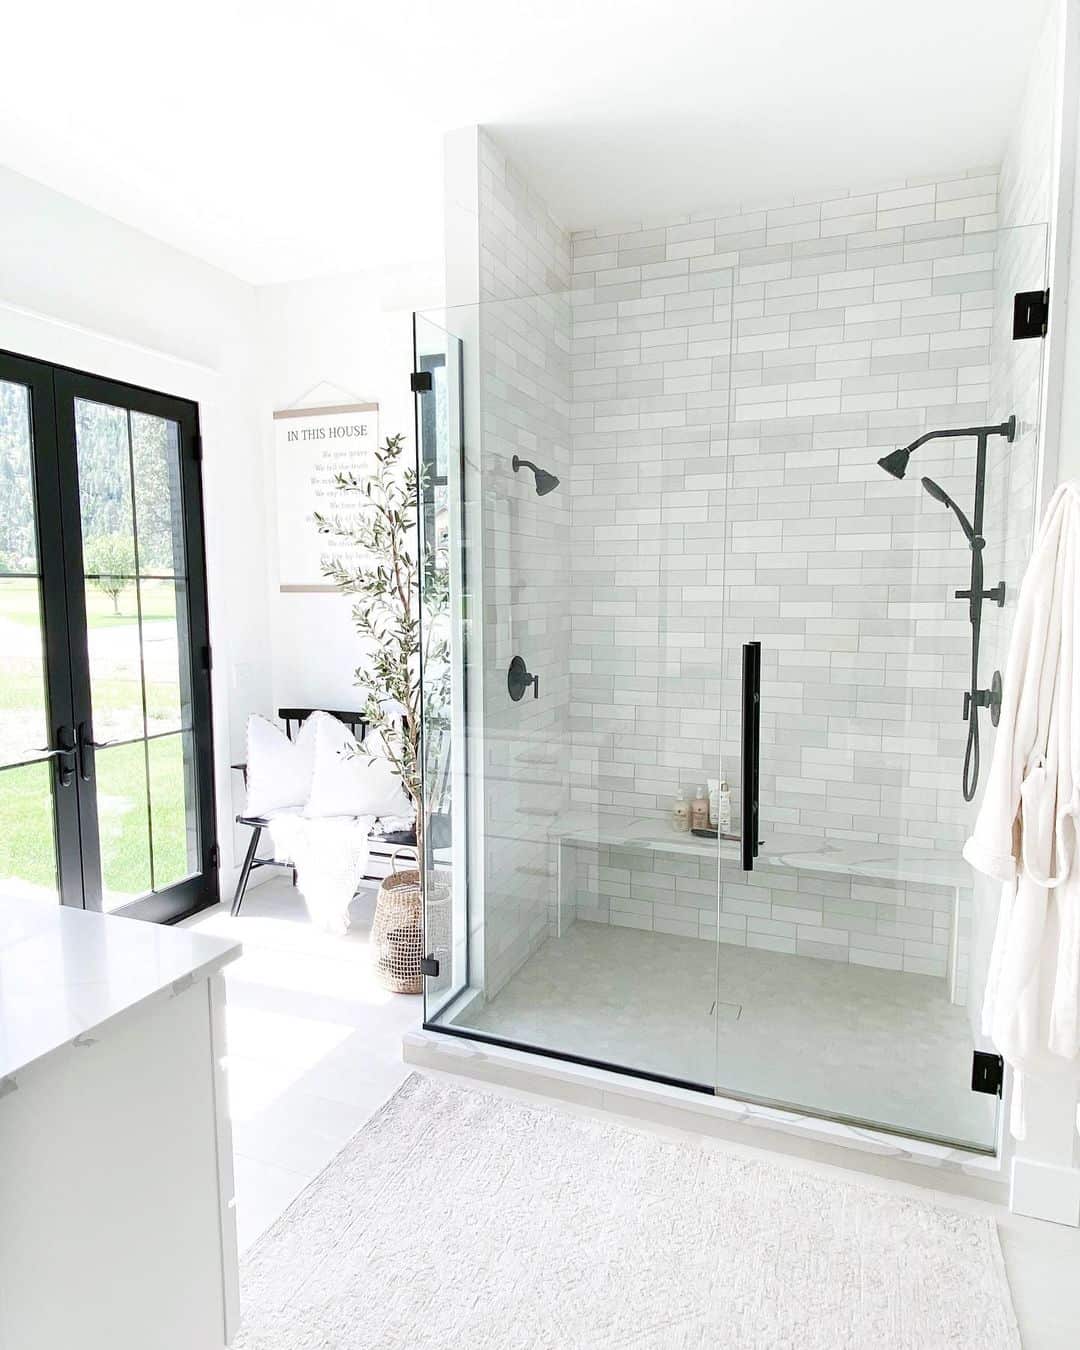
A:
[{"left": 0, "top": 0, "right": 1049, "bottom": 285}]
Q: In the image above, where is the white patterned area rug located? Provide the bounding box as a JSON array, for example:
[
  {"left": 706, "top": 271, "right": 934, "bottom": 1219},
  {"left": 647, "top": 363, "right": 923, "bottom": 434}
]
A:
[{"left": 235, "top": 1074, "right": 1020, "bottom": 1350}]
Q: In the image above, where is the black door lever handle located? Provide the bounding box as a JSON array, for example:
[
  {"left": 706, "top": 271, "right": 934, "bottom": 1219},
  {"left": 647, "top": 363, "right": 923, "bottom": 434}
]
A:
[
  {"left": 76, "top": 722, "right": 115, "bottom": 781},
  {"left": 34, "top": 729, "right": 77, "bottom": 787}
]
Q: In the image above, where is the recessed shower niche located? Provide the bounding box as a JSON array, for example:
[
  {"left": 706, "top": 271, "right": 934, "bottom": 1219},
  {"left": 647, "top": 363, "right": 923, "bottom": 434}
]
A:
[{"left": 413, "top": 137, "right": 1049, "bottom": 1153}]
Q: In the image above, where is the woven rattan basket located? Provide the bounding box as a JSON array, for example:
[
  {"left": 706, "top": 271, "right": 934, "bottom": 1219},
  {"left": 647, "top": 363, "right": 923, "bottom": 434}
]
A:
[{"left": 371, "top": 860, "right": 424, "bottom": 994}]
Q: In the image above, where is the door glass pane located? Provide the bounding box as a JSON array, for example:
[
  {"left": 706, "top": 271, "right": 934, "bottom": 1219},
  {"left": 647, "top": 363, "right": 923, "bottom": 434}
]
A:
[
  {"left": 148, "top": 732, "right": 199, "bottom": 889},
  {"left": 0, "top": 378, "right": 59, "bottom": 904},
  {"left": 83, "top": 577, "right": 145, "bottom": 744},
  {"left": 0, "top": 379, "right": 38, "bottom": 570},
  {"left": 73, "top": 396, "right": 200, "bottom": 906},
  {"left": 0, "top": 763, "right": 58, "bottom": 903},
  {"left": 95, "top": 739, "right": 152, "bottom": 909},
  {"left": 75, "top": 398, "right": 135, "bottom": 551},
  {"left": 141, "top": 578, "right": 191, "bottom": 736},
  {"left": 0, "top": 579, "right": 51, "bottom": 767},
  {"left": 131, "top": 412, "right": 185, "bottom": 576}
]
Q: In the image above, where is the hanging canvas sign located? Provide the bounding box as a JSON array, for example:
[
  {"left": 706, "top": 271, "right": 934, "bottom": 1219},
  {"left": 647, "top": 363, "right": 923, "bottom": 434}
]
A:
[{"left": 273, "top": 401, "right": 379, "bottom": 592}]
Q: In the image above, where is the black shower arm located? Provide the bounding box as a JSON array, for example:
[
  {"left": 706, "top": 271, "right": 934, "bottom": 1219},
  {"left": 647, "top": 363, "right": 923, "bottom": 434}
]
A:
[{"left": 902, "top": 420, "right": 1013, "bottom": 454}]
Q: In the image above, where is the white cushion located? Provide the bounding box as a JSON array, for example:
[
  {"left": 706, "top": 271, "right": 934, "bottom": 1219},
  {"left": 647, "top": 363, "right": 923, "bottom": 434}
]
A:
[
  {"left": 302, "top": 712, "right": 414, "bottom": 820},
  {"left": 244, "top": 715, "right": 317, "bottom": 817}
]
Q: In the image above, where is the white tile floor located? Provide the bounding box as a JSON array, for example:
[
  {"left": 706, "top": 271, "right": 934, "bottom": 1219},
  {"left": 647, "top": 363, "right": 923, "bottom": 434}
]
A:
[
  {"left": 183, "top": 875, "right": 418, "bottom": 1252},
  {"left": 185, "top": 875, "right": 1080, "bottom": 1348}
]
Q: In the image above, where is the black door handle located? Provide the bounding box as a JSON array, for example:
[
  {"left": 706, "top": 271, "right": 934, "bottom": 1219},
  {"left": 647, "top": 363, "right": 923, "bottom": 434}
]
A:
[
  {"left": 34, "top": 728, "right": 76, "bottom": 787},
  {"left": 741, "top": 642, "right": 761, "bottom": 871},
  {"left": 76, "top": 722, "right": 116, "bottom": 782}
]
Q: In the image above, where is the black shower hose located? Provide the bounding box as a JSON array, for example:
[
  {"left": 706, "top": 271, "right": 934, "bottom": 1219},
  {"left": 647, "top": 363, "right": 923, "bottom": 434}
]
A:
[{"left": 962, "top": 705, "right": 979, "bottom": 803}]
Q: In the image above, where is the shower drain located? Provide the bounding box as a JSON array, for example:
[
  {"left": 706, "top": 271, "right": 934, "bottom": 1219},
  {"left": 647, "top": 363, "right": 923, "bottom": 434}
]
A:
[{"left": 709, "top": 999, "right": 742, "bottom": 1022}]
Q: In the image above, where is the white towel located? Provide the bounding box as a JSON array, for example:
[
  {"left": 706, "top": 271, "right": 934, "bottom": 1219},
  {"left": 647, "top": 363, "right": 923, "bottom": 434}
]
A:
[
  {"left": 268, "top": 813, "right": 374, "bottom": 935},
  {"left": 963, "top": 480, "right": 1080, "bottom": 1138}
]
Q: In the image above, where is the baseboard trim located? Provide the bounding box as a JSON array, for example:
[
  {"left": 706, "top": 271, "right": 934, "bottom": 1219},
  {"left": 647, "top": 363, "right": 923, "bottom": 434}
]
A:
[{"left": 1010, "top": 1157, "right": 1080, "bottom": 1226}]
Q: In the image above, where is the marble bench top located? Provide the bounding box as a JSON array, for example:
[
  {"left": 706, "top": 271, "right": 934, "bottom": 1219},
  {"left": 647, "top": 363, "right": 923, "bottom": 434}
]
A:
[
  {"left": 0, "top": 897, "right": 240, "bottom": 1084},
  {"left": 553, "top": 815, "right": 971, "bottom": 890}
]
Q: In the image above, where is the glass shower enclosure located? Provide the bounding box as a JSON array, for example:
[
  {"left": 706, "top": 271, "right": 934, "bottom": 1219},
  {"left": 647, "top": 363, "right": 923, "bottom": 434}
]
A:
[{"left": 413, "top": 221, "right": 1047, "bottom": 1154}]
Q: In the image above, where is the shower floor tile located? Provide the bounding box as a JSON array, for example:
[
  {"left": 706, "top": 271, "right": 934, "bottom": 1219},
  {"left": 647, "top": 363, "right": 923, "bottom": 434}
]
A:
[{"left": 450, "top": 920, "right": 996, "bottom": 1150}]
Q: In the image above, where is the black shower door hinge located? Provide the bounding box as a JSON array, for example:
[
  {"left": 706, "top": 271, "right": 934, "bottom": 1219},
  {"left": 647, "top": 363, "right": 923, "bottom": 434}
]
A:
[
  {"left": 420, "top": 955, "right": 440, "bottom": 977},
  {"left": 210, "top": 842, "right": 220, "bottom": 869},
  {"left": 971, "top": 1050, "right": 1004, "bottom": 1096},
  {"left": 1013, "top": 289, "right": 1049, "bottom": 340},
  {"left": 411, "top": 371, "right": 433, "bottom": 393}
]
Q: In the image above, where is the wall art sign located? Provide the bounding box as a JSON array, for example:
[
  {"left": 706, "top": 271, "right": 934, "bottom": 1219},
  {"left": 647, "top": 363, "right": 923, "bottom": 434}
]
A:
[{"left": 273, "top": 401, "right": 379, "bottom": 592}]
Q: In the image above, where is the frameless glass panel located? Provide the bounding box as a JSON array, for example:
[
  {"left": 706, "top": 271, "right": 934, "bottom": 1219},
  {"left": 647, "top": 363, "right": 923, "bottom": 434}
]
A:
[
  {"left": 710, "top": 221, "right": 1048, "bottom": 1152},
  {"left": 415, "top": 314, "right": 467, "bottom": 1018},
  {"left": 95, "top": 739, "right": 152, "bottom": 909},
  {"left": 147, "top": 732, "right": 199, "bottom": 889},
  {"left": 415, "top": 218, "right": 1046, "bottom": 1156},
  {"left": 416, "top": 280, "right": 733, "bottom": 1088},
  {"left": 0, "top": 762, "right": 58, "bottom": 903}
]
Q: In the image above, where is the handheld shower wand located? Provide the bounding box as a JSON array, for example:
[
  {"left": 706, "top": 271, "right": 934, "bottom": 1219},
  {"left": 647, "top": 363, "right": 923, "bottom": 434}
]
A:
[{"left": 877, "top": 417, "right": 1015, "bottom": 801}]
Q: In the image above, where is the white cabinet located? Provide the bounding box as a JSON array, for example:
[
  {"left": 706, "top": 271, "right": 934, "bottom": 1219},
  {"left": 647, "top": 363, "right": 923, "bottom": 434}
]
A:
[{"left": 0, "top": 901, "right": 241, "bottom": 1350}]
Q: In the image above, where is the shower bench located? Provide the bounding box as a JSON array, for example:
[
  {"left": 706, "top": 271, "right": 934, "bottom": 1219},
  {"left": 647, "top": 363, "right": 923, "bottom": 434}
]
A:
[{"left": 552, "top": 816, "right": 974, "bottom": 1004}]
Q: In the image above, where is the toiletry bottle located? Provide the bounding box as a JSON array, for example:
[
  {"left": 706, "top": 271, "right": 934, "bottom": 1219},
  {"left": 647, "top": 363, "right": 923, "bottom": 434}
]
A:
[
  {"left": 691, "top": 784, "right": 710, "bottom": 831},
  {"left": 718, "top": 779, "right": 732, "bottom": 832},
  {"left": 707, "top": 778, "right": 720, "bottom": 829},
  {"left": 673, "top": 788, "right": 690, "bottom": 832}
]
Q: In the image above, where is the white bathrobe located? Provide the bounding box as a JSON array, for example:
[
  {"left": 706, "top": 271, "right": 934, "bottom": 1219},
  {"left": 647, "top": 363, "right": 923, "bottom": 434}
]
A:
[{"left": 963, "top": 479, "right": 1080, "bottom": 1138}]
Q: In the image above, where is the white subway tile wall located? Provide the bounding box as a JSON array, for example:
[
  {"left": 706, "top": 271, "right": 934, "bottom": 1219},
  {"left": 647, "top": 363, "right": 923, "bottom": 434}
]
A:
[
  {"left": 566, "top": 170, "right": 1041, "bottom": 984},
  {"left": 473, "top": 132, "right": 1045, "bottom": 996}
]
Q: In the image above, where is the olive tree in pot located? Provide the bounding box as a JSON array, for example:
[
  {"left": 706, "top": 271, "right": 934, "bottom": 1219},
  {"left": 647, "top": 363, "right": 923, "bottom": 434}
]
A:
[{"left": 314, "top": 432, "right": 449, "bottom": 990}]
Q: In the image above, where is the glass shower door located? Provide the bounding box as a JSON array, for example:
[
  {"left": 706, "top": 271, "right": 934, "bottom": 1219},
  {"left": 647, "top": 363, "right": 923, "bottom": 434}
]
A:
[
  {"left": 414, "top": 313, "right": 469, "bottom": 1020},
  {"left": 713, "top": 222, "right": 1048, "bottom": 1150}
]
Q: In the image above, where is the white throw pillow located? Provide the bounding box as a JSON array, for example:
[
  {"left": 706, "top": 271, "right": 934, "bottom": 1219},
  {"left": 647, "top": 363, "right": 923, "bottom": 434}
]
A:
[
  {"left": 302, "top": 712, "right": 413, "bottom": 820},
  {"left": 244, "top": 714, "right": 317, "bottom": 818}
]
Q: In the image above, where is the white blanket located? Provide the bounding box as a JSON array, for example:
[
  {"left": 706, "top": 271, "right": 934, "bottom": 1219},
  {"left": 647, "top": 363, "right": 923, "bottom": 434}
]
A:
[
  {"left": 267, "top": 812, "right": 374, "bottom": 936},
  {"left": 963, "top": 479, "right": 1080, "bottom": 1138}
]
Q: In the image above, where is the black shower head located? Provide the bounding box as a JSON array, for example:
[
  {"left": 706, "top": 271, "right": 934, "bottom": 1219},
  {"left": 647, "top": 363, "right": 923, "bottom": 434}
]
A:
[
  {"left": 921, "top": 476, "right": 976, "bottom": 546},
  {"left": 877, "top": 446, "right": 912, "bottom": 480},
  {"left": 512, "top": 455, "right": 560, "bottom": 496}
]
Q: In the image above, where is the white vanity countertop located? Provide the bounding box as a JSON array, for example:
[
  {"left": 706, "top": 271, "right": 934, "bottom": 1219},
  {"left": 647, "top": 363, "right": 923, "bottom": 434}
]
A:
[{"left": 0, "top": 898, "right": 240, "bottom": 1084}]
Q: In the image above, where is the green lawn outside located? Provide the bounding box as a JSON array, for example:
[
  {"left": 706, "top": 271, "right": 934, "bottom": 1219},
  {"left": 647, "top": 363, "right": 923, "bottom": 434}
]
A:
[{"left": 0, "top": 576, "right": 195, "bottom": 905}]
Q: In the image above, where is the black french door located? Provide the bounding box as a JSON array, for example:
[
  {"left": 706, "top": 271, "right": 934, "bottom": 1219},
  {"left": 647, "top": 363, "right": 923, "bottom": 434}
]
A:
[{"left": 0, "top": 351, "right": 217, "bottom": 922}]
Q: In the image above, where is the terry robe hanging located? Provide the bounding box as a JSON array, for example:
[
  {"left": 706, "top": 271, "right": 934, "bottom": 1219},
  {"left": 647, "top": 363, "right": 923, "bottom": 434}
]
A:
[{"left": 963, "top": 479, "right": 1080, "bottom": 1138}]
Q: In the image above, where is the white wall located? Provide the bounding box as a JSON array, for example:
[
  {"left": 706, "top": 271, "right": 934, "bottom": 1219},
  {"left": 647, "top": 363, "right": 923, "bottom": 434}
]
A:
[
  {"left": 0, "top": 164, "right": 267, "bottom": 881},
  {"left": 255, "top": 261, "right": 443, "bottom": 715}
]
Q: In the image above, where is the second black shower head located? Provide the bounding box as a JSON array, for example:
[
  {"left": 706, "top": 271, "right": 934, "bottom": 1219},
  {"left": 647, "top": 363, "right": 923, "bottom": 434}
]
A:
[
  {"left": 877, "top": 446, "right": 912, "bottom": 479},
  {"left": 512, "top": 454, "right": 560, "bottom": 496}
]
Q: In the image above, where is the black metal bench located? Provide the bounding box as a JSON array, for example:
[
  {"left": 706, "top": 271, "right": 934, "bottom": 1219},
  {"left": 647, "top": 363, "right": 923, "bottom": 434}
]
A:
[{"left": 230, "top": 707, "right": 416, "bottom": 917}]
